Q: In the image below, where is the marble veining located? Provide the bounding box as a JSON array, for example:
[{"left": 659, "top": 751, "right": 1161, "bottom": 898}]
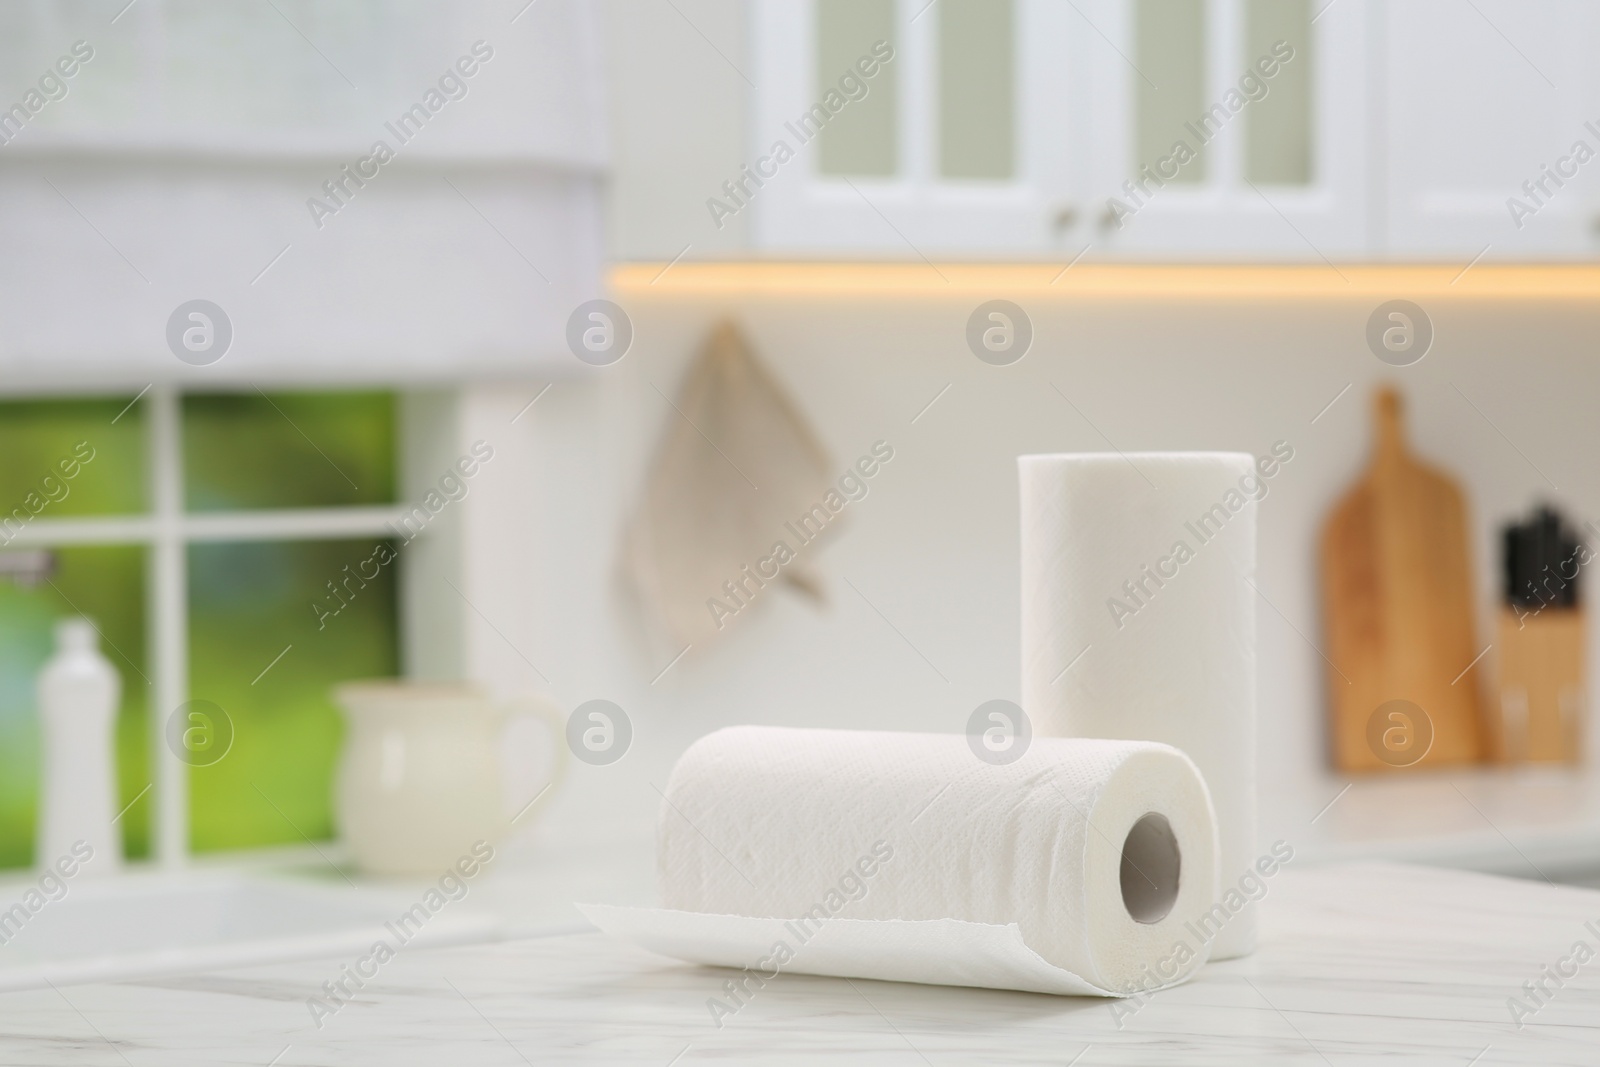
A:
[{"left": 3, "top": 862, "right": 1599, "bottom": 1065}]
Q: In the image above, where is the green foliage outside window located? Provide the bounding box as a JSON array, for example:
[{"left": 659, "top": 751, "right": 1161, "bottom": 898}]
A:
[{"left": 0, "top": 392, "right": 398, "bottom": 868}]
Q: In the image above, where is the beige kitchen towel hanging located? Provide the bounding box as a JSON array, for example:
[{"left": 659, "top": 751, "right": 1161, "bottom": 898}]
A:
[{"left": 622, "top": 321, "right": 834, "bottom": 646}]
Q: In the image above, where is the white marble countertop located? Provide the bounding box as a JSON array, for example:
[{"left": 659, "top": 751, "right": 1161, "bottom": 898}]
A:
[
  {"left": 1266, "top": 764, "right": 1600, "bottom": 880},
  {"left": 7, "top": 861, "right": 1600, "bottom": 1065}
]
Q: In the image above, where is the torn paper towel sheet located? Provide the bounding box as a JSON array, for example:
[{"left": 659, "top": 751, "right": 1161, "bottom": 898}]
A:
[
  {"left": 582, "top": 726, "right": 1221, "bottom": 996},
  {"left": 1020, "top": 452, "right": 1259, "bottom": 961},
  {"left": 621, "top": 321, "right": 833, "bottom": 646},
  {"left": 578, "top": 907, "right": 1123, "bottom": 997}
]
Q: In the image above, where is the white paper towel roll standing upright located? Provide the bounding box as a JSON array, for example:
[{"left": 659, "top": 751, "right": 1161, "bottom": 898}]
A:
[
  {"left": 584, "top": 726, "right": 1221, "bottom": 996},
  {"left": 1021, "top": 452, "right": 1259, "bottom": 960}
]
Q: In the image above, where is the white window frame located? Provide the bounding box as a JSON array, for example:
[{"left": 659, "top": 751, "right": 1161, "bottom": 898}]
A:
[{"left": 5, "top": 385, "right": 415, "bottom": 868}]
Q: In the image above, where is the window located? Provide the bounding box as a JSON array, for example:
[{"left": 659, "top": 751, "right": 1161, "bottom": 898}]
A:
[{"left": 0, "top": 389, "right": 402, "bottom": 869}]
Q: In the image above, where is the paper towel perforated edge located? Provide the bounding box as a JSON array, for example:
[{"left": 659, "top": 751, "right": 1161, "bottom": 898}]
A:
[{"left": 577, "top": 905, "right": 1122, "bottom": 996}]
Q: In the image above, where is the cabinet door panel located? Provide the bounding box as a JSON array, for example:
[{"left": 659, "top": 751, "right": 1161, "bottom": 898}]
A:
[
  {"left": 1385, "top": 0, "right": 1600, "bottom": 258},
  {"left": 1088, "top": 0, "right": 1369, "bottom": 259},
  {"left": 751, "top": 0, "right": 1079, "bottom": 255}
]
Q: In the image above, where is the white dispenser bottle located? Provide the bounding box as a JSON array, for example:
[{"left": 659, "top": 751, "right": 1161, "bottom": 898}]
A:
[{"left": 37, "top": 617, "right": 121, "bottom": 876}]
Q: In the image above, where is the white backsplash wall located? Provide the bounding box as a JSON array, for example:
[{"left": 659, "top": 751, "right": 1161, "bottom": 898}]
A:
[{"left": 458, "top": 289, "right": 1600, "bottom": 858}]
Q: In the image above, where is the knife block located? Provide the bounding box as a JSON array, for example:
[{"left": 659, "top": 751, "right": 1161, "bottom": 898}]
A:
[{"left": 1492, "top": 607, "right": 1585, "bottom": 763}]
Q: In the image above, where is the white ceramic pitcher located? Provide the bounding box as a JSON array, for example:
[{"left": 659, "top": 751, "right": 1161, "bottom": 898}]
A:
[{"left": 333, "top": 681, "right": 567, "bottom": 875}]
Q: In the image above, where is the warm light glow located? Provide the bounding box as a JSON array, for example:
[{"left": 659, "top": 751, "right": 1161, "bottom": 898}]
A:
[{"left": 611, "top": 261, "right": 1600, "bottom": 300}]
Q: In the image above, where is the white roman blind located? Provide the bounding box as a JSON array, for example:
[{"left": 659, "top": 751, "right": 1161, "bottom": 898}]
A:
[{"left": 0, "top": 0, "right": 606, "bottom": 391}]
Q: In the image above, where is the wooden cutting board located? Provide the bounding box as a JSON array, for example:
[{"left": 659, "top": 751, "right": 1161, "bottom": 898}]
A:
[{"left": 1320, "top": 387, "right": 1486, "bottom": 771}]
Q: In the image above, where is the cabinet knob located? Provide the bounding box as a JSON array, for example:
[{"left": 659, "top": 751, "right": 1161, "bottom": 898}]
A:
[{"left": 1053, "top": 205, "right": 1079, "bottom": 231}]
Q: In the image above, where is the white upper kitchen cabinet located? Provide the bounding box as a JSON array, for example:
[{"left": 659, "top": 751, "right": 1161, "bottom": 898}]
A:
[
  {"left": 1382, "top": 0, "right": 1600, "bottom": 260},
  {"left": 749, "top": 0, "right": 1080, "bottom": 255},
  {"left": 1089, "top": 0, "right": 1369, "bottom": 260},
  {"left": 750, "top": 0, "right": 1366, "bottom": 259},
  {"left": 747, "top": 0, "right": 1600, "bottom": 261}
]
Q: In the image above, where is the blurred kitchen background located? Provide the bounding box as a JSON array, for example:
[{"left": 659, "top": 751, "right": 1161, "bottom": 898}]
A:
[{"left": 4, "top": 0, "right": 1600, "bottom": 984}]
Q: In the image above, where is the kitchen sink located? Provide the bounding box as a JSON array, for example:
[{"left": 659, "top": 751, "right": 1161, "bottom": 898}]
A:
[{"left": 0, "top": 867, "right": 503, "bottom": 991}]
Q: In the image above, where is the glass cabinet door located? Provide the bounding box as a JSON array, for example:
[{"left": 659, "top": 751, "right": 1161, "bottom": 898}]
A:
[
  {"left": 1088, "top": 0, "right": 1368, "bottom": 259},
  {"left": 750, "top": 0, "right": 1079, "bottom": 254},
  {"left": 751, "top": 0, "right": 1368, "bottom": 260}
]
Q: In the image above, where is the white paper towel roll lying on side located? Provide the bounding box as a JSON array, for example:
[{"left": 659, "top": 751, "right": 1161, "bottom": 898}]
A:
[
  {"left": 1020, "top": 451, "right": 1261, "bottom": 960},
  {"left": 580, "top": 726, "right": 1220, "bottom": 997}
]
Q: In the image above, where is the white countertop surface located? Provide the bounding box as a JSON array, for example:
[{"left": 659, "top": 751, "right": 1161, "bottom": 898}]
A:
[
  {"left": 1266, "top": 764, "right": 1600, "bottom": 880},
  {"left": 8, "top": 861, "right": 1600, "bottom": 1065}
]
